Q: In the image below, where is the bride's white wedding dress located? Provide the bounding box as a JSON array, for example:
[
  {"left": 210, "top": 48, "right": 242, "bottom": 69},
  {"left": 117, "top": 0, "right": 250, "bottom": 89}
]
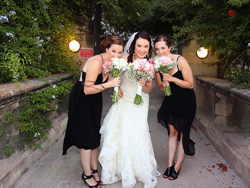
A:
[{"left": 99, "top": 71, "right": 159, "bottom": 188}]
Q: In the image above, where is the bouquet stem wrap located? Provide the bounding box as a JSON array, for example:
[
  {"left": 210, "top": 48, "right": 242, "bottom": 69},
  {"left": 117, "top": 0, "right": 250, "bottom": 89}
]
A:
[
  {"left": 134, "top": 82, "right": 143, "bottom": 105},
  {"left": 111, "top": 69, "right": 120, "bottom": 102},
  {"left": 112, "top": 86, "right": 119, "bottom": 102},
  {"left": 165, "top": 84, "right": 171, "bottom": 96}
]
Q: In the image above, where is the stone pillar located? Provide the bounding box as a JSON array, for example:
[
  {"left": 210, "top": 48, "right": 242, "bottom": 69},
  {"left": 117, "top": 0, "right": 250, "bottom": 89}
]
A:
[{"left": 214, "top": 92, "right": 233, "bottom": 126}]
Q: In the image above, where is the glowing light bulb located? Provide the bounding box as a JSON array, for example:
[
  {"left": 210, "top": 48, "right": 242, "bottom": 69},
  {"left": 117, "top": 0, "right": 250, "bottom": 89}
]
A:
[
  {"left": 69, "top": 40, "right": 80, "bottom": 52},
  {"left": 197, "top": 47, "right": 208, "bottom": 59}
]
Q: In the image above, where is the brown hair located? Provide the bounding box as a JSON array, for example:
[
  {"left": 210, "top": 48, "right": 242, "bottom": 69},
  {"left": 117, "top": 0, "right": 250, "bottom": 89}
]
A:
[
  {"left": 127, "top": 31, "right": 153, "bottom": 63},
  {"left": 154, "top": 35, "right": 172, "bottom": 48},
  {"left": 100, "top": 36, "right": 124, "bottom": 51}
]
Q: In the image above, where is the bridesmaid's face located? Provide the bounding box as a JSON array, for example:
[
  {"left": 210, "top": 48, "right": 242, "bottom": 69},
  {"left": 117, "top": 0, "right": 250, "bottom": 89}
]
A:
[
  {"left": 106, "top": 44, "right": 123, "bottom": 58},
  {"left": 155, "top": 41, "right": 171, "bottom": 57},
  {"left": 135, "top": 37, "right": 150, "bottom": 58}
]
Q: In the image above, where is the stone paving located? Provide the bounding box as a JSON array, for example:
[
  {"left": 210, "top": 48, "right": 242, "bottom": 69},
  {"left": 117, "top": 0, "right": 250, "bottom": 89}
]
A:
[{"left": 12, "top": 82, "right": 249, "bottom": 188}]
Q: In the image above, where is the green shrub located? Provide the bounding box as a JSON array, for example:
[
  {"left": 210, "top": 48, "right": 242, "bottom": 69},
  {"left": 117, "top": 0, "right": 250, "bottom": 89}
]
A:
[
  {"left": 0, "top": 0, "right": 81, "bottom": 83},
  {"left": 17, "top": 80, "right": 74, "bottom": 148}
]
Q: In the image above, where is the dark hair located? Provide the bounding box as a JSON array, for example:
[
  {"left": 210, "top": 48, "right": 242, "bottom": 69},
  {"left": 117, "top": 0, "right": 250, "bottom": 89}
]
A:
[
  {"left": 127, "top": 31, "right": 153, "bottom": 63},
  {"left": 154, "top": 35, "right": 172, "bottom": 48},
  {"left": 100, "top": 36, "right": 124, "bottom": 51}
]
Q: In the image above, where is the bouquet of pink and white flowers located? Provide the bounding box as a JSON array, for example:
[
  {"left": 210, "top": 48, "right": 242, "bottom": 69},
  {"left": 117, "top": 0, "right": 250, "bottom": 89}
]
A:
[
  {"left": 154, "top": 56, "right": 176, "bottom": 96},
  {"left": 103, "top": 58, "right": 128, "bottom": 102},
  {"left": 129, "top": 58, "right": 154, "bottom": 105}
]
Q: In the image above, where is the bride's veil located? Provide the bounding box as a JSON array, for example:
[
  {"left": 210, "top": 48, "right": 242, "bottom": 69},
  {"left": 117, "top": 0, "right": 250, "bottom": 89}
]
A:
[
  {"left": 122, "top": 32, "right": 154, "bottom": 58},
  {"left": 122, "top": 32, "right": 138, "bottom": 57}
]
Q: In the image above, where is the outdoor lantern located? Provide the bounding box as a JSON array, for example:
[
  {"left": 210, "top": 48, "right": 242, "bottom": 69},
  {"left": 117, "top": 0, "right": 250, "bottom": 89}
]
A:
[
  {"left": 196, "top": 47, "right": 208, "bottom": 59},
  {"left": 69, "top": 40, "right": 80, "bottom": 52}
]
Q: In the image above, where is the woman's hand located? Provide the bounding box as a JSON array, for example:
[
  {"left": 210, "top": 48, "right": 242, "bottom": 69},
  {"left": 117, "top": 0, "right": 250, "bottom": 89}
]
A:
[
  {"left": 162, "top": 81, "right": 170, "bottom": 87},
  {"left": 106, "top": 74, "right": 121, "bottom": 87},
  {"left": 139, "top": 78, "right": 147, "bottom": 87},
  {"left": 108, "top": 74, "right": 114, "bottom": 82},
  {"left": 161, "top": 73, "right": 174, "bottom": 88},
  {"left": 141, "top": 78, "right": 154, "bottom": 93},
  {"left": 163, "top": 56, "right": 194, "bottom": 89},
  {"left": 109, "top": 77, "right": 121, "bottom": 87},
  {"left": 162, "top": 73, "right": 175, "bottom": 82}
]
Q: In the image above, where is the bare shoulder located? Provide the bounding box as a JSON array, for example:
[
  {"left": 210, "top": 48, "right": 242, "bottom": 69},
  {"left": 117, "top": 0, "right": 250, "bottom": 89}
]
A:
[
  {"left": 178, "top": 56, "right": 188, "bottom": 64},
  {"left": 87, "top": 55, "right": 102, "bottom": 64},
  {"left": 83, "top": 55, "right": 102, "bottom": 71},
  {"left": 177, "top": 56, "right": 190, "bottom": 71},
  {"left": 171, "top": 54, "right": 184, "bottom": 61}
]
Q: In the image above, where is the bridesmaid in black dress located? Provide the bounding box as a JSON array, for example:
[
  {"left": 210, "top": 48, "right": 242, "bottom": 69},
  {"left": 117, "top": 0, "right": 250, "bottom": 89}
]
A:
[
  {"left": 154, "top": 35, "right": 196, "bottom": 181},
  {"left": 62, "top": 36, "right": 124, "bottom": 188}
]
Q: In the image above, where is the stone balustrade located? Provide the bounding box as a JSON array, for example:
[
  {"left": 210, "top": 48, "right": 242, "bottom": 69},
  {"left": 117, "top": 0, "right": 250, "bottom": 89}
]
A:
[
  {"left": 194, "top": 76, "right": 250, "bottom": 186},
  {"left": 0, "top": 73, "right": 73, "bottom": 188}
]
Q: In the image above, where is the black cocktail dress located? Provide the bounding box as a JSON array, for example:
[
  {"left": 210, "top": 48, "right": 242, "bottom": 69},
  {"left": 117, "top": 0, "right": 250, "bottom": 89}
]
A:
[
  {"left": 63, "top": 71, "right": 103, "bottom": 154},
  {"left": 158, "top": 56, "right": 196, "bottom": 156}
]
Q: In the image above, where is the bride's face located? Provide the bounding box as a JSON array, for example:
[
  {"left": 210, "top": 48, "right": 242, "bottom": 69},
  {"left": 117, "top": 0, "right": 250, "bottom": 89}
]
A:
[
  {"left": 106, "top": 44, "right": 123, "bottom": 58},
  {"left": 155, "top": 41, "right": 171, "bottom": 57},
  {"left": 134, "top": 38, "right": 150, "bottom": 59}
]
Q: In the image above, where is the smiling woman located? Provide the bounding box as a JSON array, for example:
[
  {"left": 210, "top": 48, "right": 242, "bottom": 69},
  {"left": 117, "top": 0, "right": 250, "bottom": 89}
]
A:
[
  {"left": 62, "top": 36, "right": 124, "bottom": 188},
  {"left": 154, "top": 34, "right": 196, "bottom": 181},
  {"left": 99, "top": 31, "right": 160, "bottom": 188},
  {"left": 127, "top": 32, "right": 153, "bottom": 63}
]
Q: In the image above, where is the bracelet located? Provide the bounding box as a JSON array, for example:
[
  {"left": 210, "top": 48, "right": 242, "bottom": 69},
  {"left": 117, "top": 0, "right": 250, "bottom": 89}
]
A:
[{"left": 100, "top": 84, "right": 106, "bottom": 90}]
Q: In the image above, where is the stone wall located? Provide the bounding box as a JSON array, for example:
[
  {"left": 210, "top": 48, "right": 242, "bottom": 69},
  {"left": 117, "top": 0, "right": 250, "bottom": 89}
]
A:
[
  {"left": 194, "top": 76, "right": 250, "bottom": 185},
  {"left": 74, "top": 16, "right": 94, "bottom": 66},
  {"left": 182, "top": 38, "right": 218, "bottom": 78},
  {"left": 0, "top": 74, "right": 72, "bottom": 188}
]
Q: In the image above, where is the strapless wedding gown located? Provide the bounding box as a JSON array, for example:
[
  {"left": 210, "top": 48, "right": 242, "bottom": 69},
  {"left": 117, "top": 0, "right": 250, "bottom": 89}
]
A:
[{"left": 99, "top": 71, "right": 159, "bottom": 188}]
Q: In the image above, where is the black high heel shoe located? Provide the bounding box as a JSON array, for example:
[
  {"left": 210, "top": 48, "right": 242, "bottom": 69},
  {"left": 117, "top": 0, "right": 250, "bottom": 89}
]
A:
[
  {"left": 91, "top": 169, "right": 103, "bottom": 186},
  {"left": 81, "top": 172, "right": 101, "bottom": 188},
  {"left": 169, "top": 167, "right": 181, "bottom": 180},
  {"left": 163, "top": 165, "right": 174, "bottom": 179}
]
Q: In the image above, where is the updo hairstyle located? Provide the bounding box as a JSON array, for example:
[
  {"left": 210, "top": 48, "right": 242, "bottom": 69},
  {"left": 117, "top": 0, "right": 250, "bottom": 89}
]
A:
[{"left": 100, "top": 36, "right": 124, "bottom": 51}]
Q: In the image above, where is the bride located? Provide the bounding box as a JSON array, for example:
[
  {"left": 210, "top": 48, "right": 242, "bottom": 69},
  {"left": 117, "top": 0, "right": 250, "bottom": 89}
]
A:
[{"left": 99, "top": 32, "right": 159, "bottom": 188}]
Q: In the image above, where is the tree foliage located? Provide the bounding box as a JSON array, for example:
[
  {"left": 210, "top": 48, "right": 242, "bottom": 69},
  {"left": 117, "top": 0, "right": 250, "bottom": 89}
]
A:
[
  {"left": 1, "top": 0, "right": 249, "bottom": 86},
  {"left": 100, "top": 0, "right": 250, "bottom": 86},
  {"left": 0, "top": 0, "right": 94, "bottom": 83},
  {"left": 170, "top": 0, "right": 250, "bottom": 86},
  {"left": 99, "top": 0, "right": 174, "bottom": 37}
]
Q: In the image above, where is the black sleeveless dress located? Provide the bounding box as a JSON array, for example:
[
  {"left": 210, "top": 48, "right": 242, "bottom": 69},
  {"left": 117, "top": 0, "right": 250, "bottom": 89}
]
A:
[
  {"left": 157, "top": 56, "right": 196, "bottom": 156},
  {"left": 62, "top": 71, "right": 103, "bottom": 154}
]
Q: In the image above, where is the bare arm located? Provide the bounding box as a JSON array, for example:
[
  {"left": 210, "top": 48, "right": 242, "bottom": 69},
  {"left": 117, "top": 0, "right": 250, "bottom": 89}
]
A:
[
  {"left": 140, "top": 78, "right": 154, "bottom": 93},
  {"left": 155, "top": 72, "right": 165, "bottom": 91},
  {"left": 163, "top": 56, "right": 194, "bottom": 89},
  {"left": 108, "top": 75, "right": 124, "bottom": 99},
  {"left": 84, "top": 59, "right": 121, "bottom": 95}
]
